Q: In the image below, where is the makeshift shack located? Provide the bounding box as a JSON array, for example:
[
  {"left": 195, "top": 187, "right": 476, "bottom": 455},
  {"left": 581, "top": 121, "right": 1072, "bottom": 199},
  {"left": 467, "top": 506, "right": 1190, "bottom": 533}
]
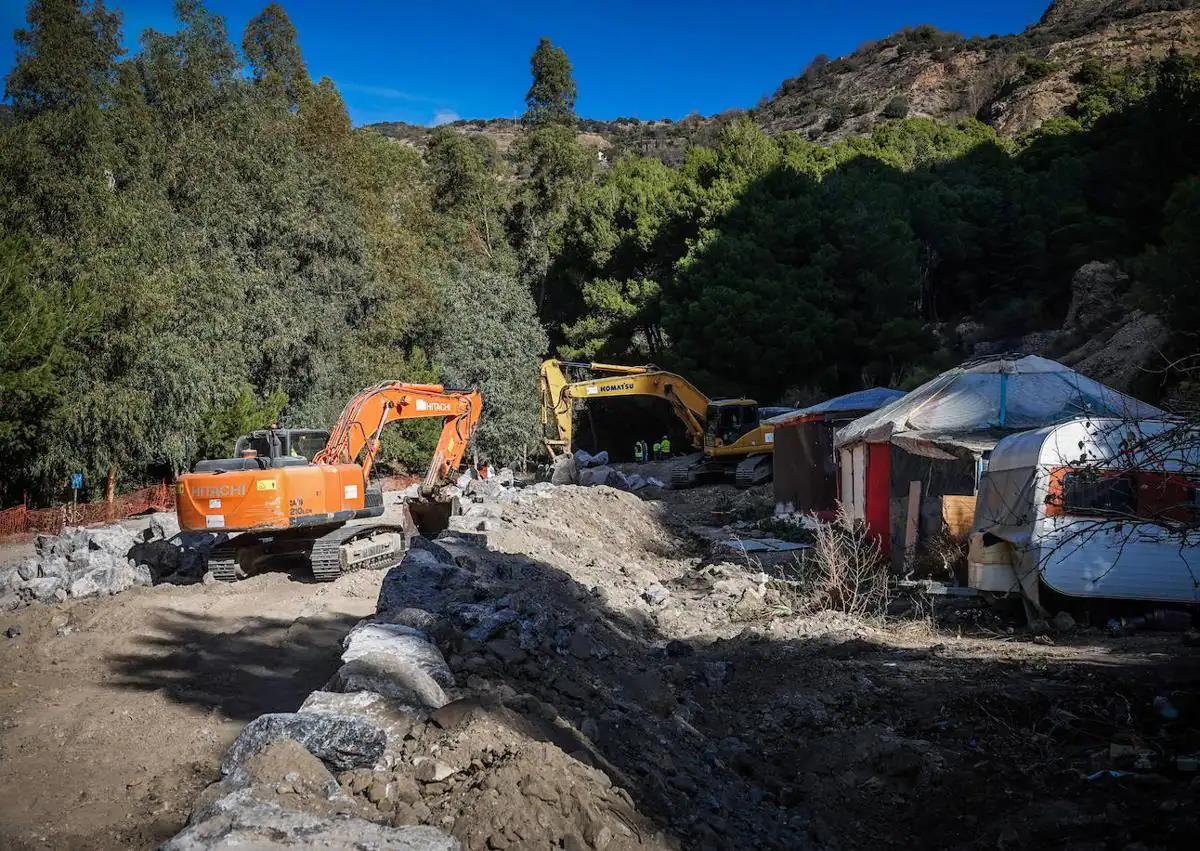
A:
[
  {"left": 969, "top": 418, "right": 1200, "bottom": 607},
  {"left": 834, "top": 355, "right": 1161, "bottom": 562},
  {"left": 767, "top": 388, "right": 905, "bottom": 518}
]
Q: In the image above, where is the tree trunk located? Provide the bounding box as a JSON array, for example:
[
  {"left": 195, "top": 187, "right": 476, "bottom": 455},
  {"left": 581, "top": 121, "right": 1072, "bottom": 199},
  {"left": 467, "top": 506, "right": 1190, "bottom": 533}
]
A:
[{"left": 106, "top": 466, "right": 117, "bottom": 519}]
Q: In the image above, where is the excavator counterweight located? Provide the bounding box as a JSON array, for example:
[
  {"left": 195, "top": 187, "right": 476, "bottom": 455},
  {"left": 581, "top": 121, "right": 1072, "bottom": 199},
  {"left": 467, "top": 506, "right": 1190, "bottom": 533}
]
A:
[{"left": 176, "top": 382, "right": 482, "bottom": 581}]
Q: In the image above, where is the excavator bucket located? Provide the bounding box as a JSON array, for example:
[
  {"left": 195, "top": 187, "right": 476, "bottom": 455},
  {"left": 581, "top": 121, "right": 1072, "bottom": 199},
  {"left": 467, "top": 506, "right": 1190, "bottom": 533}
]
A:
[{"left": 404, "top": 496, "right": 454, "bottom": 538}]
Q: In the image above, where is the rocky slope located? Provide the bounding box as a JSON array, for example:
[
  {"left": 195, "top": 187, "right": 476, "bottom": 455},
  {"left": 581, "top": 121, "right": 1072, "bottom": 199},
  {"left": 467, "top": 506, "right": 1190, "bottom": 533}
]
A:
[
  {"left": 755, "top": 0, "right": 1199, "bottom": 141},
  {"left": 367, "top": 1, "right": 1199, "bottom": 160}
]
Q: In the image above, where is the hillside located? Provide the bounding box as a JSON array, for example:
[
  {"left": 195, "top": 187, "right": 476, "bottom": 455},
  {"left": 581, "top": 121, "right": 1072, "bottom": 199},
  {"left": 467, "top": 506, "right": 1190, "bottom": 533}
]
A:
[{"left": 367, "top": 0, "right": 1200, "bottom": 158}]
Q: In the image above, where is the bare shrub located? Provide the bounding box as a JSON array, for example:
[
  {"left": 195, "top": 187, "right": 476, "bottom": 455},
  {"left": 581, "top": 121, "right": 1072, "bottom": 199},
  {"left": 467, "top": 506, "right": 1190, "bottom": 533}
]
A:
[{"left": 802, "top": 509, "right": 891, "bottom": 617}]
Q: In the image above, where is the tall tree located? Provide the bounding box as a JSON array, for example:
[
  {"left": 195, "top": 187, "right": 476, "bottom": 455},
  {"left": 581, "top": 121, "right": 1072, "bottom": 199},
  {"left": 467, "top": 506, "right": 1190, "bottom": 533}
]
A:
[
  {"left": 243, "top": 2, "right": 309, "bottom": 106},
  {"left": 426, "top": 126, "right": 508, "bottom": 261},
  {"left": 5, "top": 0, "right": 122, "bottom": 118},
  {"left": 523, "top": 36, "right": 576, "bottom": 126},
  {"left": 434, "top": 261, "right": 548, "bottom": 468}
]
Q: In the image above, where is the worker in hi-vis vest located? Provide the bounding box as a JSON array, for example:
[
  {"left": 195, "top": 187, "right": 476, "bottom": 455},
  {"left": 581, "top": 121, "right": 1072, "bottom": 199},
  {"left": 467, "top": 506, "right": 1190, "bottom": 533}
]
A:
[
  {"left": 652, "top": 439, "right": 662, "bottom": 460},
  {"left": 660, "top": 435, "right": 671, "bottom": 458},
  {"left": 633, "top": 441, "right": 645, "bottom": 462}
]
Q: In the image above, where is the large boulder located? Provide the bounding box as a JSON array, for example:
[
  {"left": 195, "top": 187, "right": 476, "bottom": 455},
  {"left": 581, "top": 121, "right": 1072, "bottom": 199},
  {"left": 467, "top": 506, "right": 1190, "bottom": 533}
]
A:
[
  {"left": 67, "top": 559, "right": 148, "bottom": 599},
  {"left": 341, "top": 622, "right": 455, "bottom": 688},
  {"left": 164, "top": 788, "right": 459, "bottom": 851},
  {"left": 221, "top": 712, "right": 387, "bottom": 776},
  {"left": 17, "top": 575, "right": 64, "bottom": 603},
  {"left": 326, "top": 652, "right": 448, "bottom": 714},
  {"left": 549, "top": 454, "right": 577, "bottom": 485},
  {"left": 300, "top": 690, "right": 419, "bottom": 743}
]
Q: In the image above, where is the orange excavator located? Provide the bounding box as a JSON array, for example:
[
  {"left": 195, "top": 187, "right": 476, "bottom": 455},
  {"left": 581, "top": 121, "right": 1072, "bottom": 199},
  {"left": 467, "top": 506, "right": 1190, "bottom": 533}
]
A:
[{"left": 176, "top": 382, "right": 482, "bottom": 581}]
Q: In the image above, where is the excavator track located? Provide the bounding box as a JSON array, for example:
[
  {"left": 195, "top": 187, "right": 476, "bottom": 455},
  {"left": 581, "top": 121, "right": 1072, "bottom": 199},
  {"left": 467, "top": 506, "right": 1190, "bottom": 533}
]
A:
[
  {"left": 309, "top": 524, "right": 407, "bottom": 583},
  {"left": 734, "top": 453, "right": 772, "bottom": 489},
  {"left": 206, "top": 541, "right": 242, "bottom": 583}
]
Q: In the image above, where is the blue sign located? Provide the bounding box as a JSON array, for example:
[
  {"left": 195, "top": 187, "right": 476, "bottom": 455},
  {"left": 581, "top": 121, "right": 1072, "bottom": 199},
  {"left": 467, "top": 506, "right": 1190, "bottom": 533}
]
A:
[{"left": 70, "top": 472, "right": 83, "bottom": 490}]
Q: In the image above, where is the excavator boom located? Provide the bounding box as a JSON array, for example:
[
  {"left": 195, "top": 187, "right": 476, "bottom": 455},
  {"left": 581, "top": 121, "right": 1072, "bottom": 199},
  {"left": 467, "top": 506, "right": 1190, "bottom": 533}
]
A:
[
  {"left": 314, "top": 382, "right": 482, "bottom": 496},
  {"left": 540, "top": 359, "right": 710, "bottom": 458}
]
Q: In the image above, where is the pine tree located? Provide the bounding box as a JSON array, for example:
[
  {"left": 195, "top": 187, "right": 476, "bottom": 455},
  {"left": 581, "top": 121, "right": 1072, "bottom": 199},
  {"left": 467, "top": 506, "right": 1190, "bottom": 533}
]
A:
[{"left": 523, "top": 37, "right": 577, "bottom": 126}]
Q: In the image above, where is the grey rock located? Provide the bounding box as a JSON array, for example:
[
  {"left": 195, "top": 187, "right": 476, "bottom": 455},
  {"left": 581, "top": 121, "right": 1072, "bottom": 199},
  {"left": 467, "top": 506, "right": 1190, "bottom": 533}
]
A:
[
  {"left": 145, "top": 513, "right": 180, "bottom": 542},
  {"left": 300, "top": 690, "right": 418, "bottom": 741},
  {"left": 549, "top": 454, "right": 577, "bottom": 485},
  {"left": 34, "top": 533, "right": 72, "bottom": 558},
  {"left": 6, "top": 625, "right": 21, "bottom": 638},
  {"left": 376, "top": 606, "right": 439, "bottom": 632},
  {"left": 81, "top": 525, "right": 138, "bottom": 557},
  {"left": 68, "top": 548, "right": 126, "bottom": 575},
  {"left": 461, "top": 605, "right": 518, "bottom": 643},
  {"left": 573, "top": 449, "right": 609, "bottom": 469},
  {"left": 163, "top": 787, "right": 460, "bottom": 850},
  {"left": 68, "top": 562, "right": 139, "bottom": 598},
  {"left": 0, "top": 590, "right": 23, "bottom": 612},
  {"left": 221, "top": 712, "right": 387, "bottom": 775},
  {"left": 341, "top": 622, "right": 454, "bottom": 688},
  {"left": 39, "top": 556, "right": 71, "bottom": 582},
  {"left": 19, "top": 575, "right": 64, "bottom": 603},
  {"left": 641, "top": 584, "right": 669, "bottom": 606},
  {"left": 578, "top": 466, "right": 628, "bottom": 489},
  {"left": 568, "top": 631, "right": 595, "bottom": 660},
  {"left": 16, "top": 559, "right": 39, "bottom": 582},
  {"left": 413, "top": 756, "right": 455, "bottom": 782},
  {"left": 327, "top": 652, "right": 448, "bottom": 714}
]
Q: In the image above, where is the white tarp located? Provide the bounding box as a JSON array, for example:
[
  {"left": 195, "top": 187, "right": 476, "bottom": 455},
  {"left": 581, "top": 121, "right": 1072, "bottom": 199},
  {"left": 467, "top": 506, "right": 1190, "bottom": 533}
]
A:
[{"left": 835, "top": 355, "right": 1161, "bottom": 456}]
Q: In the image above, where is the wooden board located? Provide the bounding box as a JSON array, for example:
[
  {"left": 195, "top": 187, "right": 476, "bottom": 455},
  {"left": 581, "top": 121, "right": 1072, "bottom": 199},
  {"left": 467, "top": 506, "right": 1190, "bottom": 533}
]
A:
[
  {"left": 942, "top": 495, "right": 977, "bottom": 540},
  {"left": 904, "top": 480, "right": 922, "bottom": 557}
]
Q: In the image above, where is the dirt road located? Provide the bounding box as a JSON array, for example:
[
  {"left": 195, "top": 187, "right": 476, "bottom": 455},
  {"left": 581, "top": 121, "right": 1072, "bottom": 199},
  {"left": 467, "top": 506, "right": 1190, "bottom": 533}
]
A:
[{"left": 0, "top": 567, "right": 384, "bottom": 849}]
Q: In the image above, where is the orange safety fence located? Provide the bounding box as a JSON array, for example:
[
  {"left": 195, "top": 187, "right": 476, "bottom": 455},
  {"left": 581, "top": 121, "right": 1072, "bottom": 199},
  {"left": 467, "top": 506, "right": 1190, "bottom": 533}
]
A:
[
  {"left": 0, "top": 483, "right": 176, "bottom": 539},
  {"left": 0, "top": 474, "right": 422, "bottom": 540}
]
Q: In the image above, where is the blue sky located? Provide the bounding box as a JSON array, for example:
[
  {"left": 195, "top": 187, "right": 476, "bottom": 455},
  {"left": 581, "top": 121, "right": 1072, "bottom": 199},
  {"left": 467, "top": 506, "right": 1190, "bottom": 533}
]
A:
[{"left": 1, "top": 1, "right": 1051, "bottom": 126}]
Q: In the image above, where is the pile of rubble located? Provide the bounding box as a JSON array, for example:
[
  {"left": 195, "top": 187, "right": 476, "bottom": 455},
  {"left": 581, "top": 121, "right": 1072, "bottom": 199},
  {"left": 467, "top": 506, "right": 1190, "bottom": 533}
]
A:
[
  {"left": 551, "top": 451, "right": 667, "bottom": 493},
  {"left": 168, "top": 474, "right": 837, "bottom": 848},
  {"left": 170, "top": 524, "right": 674, "bottom": 849},
  {"left": 0, "top": 513, "right": 220, "bottom": 610}
]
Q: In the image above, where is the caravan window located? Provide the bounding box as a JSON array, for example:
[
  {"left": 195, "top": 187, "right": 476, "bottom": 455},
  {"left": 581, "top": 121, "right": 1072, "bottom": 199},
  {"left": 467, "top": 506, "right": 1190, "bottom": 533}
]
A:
[{"left": 1058, "top": 471, "right": 1136, "bottom": 516}]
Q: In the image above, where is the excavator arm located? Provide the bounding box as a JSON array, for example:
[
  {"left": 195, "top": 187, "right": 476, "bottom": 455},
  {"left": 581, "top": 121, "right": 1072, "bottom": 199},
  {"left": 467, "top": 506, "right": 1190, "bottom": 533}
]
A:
[
  {"left": 313, "top": 382, "right": 483, "bottom": 496},
  {"left": 539, "top": 359, "right": 710, "bottom": 459}
]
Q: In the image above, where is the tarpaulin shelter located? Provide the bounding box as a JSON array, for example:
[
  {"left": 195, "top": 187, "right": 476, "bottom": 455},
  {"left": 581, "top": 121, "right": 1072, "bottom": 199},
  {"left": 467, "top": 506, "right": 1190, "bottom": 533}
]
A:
[
  {"left": 767, "top": 388, "right": 904, "bottom": 517},
  {"left": 969, "top": 418, "right": 1200, "bottom": 606},
  {"left": 834, "top": 355, "right": 1162, "bottom": 556}
]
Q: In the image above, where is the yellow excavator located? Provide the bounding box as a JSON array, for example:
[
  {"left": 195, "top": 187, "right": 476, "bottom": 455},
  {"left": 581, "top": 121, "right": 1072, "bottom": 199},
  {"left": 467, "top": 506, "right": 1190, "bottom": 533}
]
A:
[{"left": 539, "top": 359, "right": 789, "bottom": 488}]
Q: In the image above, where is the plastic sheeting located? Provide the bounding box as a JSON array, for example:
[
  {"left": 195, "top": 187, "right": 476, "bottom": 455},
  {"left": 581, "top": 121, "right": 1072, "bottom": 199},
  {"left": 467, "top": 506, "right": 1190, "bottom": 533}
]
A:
[
  {"left": 764, "top": 388, "right": 905, "bottom": 427},
  {"left": 836, "top": 355, "right": 1161, "bottom": 457}
]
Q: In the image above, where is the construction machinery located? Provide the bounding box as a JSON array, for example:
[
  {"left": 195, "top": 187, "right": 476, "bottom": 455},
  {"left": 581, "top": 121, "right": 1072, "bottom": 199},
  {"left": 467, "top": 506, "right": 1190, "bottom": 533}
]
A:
[
  {"left": 176, "top": 382, "right": 482, "bottom": 581},
  {"left": 539, "top": 360, "right": 789, "bottom": 488}
]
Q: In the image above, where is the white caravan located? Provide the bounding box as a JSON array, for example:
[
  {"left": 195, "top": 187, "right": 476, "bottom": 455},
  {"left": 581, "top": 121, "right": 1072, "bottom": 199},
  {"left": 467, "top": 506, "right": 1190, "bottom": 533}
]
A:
[{"left": 968, "top": 418, "right": 1200, "bottom": 608}]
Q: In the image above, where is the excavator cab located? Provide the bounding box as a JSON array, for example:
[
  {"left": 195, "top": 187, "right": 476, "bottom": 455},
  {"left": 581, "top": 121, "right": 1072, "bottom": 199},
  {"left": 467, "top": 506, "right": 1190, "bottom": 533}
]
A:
[
  {"left": 193, "top": 428, "right": 330, "bottom": 472},
  {"left": 705, "top": 400, "right": 760, "bottom": 447},
  {"left": 236, "top": 429, "right": 330, "bottom": 463}
]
